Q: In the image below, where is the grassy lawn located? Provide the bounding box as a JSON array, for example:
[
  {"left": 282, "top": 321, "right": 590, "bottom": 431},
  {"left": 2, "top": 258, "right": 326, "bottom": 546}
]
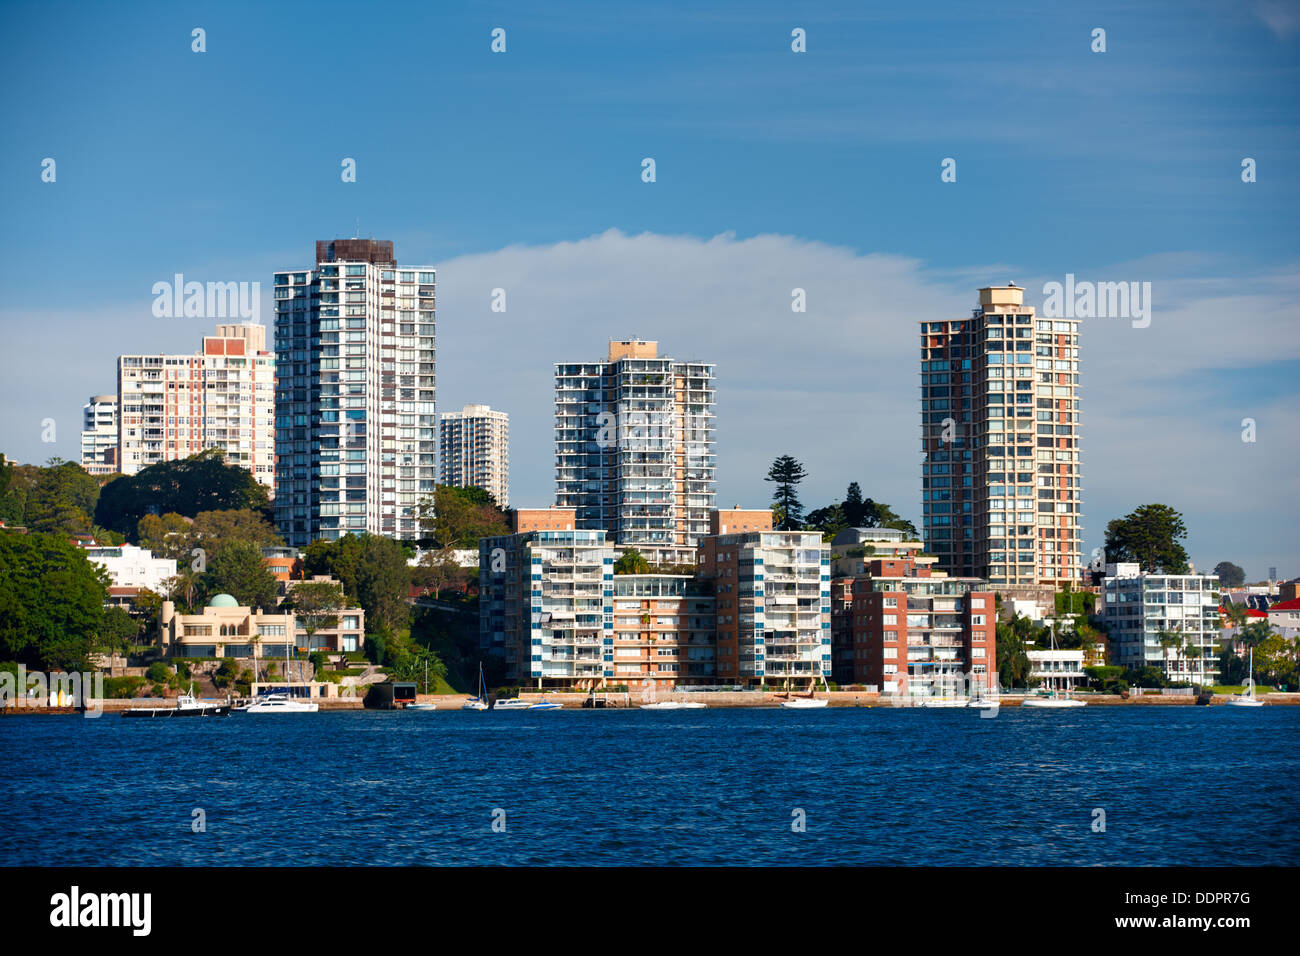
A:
[{"left": 1211, "top": 685, "right": 1277, "bottom": 694}]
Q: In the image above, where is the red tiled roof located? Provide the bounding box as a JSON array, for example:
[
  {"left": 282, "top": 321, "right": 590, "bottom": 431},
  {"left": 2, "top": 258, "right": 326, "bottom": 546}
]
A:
[
  {"left": 1245, "top": 609, "right": 1267, "bottom": 618},
  {"left": 1268, "top": 597, "right": 1300, "bottom": 612}
]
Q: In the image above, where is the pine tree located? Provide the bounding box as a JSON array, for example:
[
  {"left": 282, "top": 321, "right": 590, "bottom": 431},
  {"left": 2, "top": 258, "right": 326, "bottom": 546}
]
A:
[{"left": 765, "top": 456, "right": 808, "bottom": 530}]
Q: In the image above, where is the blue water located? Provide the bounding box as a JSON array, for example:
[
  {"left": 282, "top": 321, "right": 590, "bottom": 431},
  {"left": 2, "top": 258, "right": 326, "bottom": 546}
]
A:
[{"left": 2, "top": 706, "right": 1297, "bottom": 866}]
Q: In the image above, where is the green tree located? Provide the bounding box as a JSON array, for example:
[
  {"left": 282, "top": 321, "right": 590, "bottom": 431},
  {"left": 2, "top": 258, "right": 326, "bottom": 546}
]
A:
[
  {"left": 418, "top": 485, "right": 509, "bottom": 549},
  {"left": 0, "top": 532, "right": 107, "bottom": 670},
  {"left": 995, "top": 615, "right": 1034, "bottom": 688},
  {"left": 843, "top": 482, "right": 866, "bottom": 526},
  {"left": 191, "top": 509, "right": 284, "bottom": 557},
  {"left": 94, "top": 450, "right": 270, "bottom": 538},
  {"left": 203, "top": 540, "right": 278, "bottom": 610},
  {"left": 613, "top": 548, "right": 651, "bottom": 575},
  {"left": 136, "top": 512, "right": 196, "bottom": 561},
  {"left": 94, "top": 605, "right": 140, "bottom": 656},
  {"left": 1103, "top": 503, "right": 1190, "bottom": 573},
  {"left": 355, "top": 535, "right": 412, "bottom": 635},
  {"left": 285, "top": 578, "right": 344, "bottom": 644},
  {"left": 765, "top": 455, "right": 807, "bottom": 530},
  {"left": 1213, "top": 561, "right": 1246, "bottom": 588},
  {"left": 804, "top": 503, "right": 848, "bottom": 539},
  {"left": 23, "top": 459, "right": 102, "bottom": 536}
]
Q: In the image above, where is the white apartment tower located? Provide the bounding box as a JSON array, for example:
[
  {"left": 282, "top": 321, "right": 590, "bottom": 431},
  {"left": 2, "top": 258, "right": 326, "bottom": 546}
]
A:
[
  {"left": 117, "top": 323, "right": 275, "bottom": 488},
  {"left": 439, "top": 403, "right": 509, "bottom": 508},
  {"left": 555, "top": 339, "right": 716, "bottom": 566},
  {"left": 80, "top": 394, "right": 119, "bottom": 475},
  {"left": 921, "top": 285, "right": 1082, "bottom": 587},
  {"left": 274, "top": 240, "right": 436, "bottom": 547}
]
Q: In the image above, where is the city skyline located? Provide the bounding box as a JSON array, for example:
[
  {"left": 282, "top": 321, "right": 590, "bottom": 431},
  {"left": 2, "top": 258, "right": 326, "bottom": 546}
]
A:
[{"left": 1, "top": 2, "right": 1296, "bottom": 578}]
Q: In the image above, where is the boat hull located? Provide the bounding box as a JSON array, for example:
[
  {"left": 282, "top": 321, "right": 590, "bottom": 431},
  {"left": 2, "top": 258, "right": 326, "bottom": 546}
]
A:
[
  {"left": 122, "top": 705, "right": 231, "bottom": 718},
  {"left": 779, "top": 698, "right": 829, "bottom": 709},
  {"left": 1022, "top": 698, "right": 1086, "bottom": 709}
]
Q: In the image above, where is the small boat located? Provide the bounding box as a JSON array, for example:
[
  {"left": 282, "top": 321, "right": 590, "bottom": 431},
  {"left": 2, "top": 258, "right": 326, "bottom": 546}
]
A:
[
  {"left": 969, "top": 691, "right": 1000, "bottom": 712},
  {"left": 493, "top": 698, "right": 532, "bottom": 710},
  {"left": 122, "top": 685, "right": 230, "bottom": 718},
  {"left": 639, "top": 682, "right": 706, "bottom": 710},
  {"left": 1227, "top": 648, "right": 1264, "bottom": 707},
  {"left": 922, "top": 694, "right": 970, "bottom": 708},
  {"left": 1022, "top": 689, "right": 1085, "bottom": 709},
  {"left": 463, "top": 663, "right": 489, "bottom": 711},
  {"left": 778, "top": 676, "right": 830, "bottom": 708},
  {"left": 405, "top": 702, "right": 439, "bottom": 711},
  {"left": 779, "top": 696, "right": 829, "bottom": 709},
  {"left": 528, "top": 701, "right": 563, "bottom": 711},
  {"left": 244, "top": 693, "right": 318, "bottom": 714}
]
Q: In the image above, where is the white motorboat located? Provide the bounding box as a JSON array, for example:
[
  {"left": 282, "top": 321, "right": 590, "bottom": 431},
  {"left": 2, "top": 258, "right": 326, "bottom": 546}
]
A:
[
  {"left": 969, "top": 696, "right": 1001, "bottom": 712},
  {"left": 493, "top": 698, "right": 533, "bottom": 710},
  {"left": 1022, "top": 689, "right": 1085, "bottom": 709},
  {"left": 405, "top": 702, "right": 439, "bottom": 711},
  {"left": 921, "top": 696, "right": 970, "bottom": 708},
  {"left": 528, "top": 701, "right": 563, "bottom": 711},
  {"left": 1227, "top": 648, "right": 1264, "bottom": 707},
  {"left": 244, "top": 693, "right": 319, "bottom": 714},
  {"left": 463, "top": 663, "right": 489, "bottom": 711}
]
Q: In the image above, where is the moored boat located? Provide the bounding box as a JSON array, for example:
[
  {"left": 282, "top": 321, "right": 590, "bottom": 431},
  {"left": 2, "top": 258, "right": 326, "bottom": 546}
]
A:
[{"left": 122, "top": 685, "right": 230, "bottom": 718}]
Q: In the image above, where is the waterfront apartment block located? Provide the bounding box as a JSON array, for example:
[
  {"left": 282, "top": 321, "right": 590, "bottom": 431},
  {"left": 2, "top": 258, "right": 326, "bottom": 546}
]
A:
[
  {"left": 479, "top": 527, "right": 615, "bottom": 688},
  {"left": 831, "top": 557, "right": 996, "bottom": 698},
  {"left": 79, "top": 394, "right": 119, "bottom": 475},
  {"left": 117, "top": 323, "right": 275, "bottom": 487},
  {"left": 273, "top": 240, "right": 436, "bottom": 546},
  {"left": 1101, "top": 562, "right": 1221, "bottom": 684},
  {"left": 555, "top": 339, "right": 715, "bottom": 565},
  {"left": 439, "top": 403, "right": 509, "bottom": 508},
  {"left": 696, "top": 529, "right": 831, "bottom": 688},
  {"left": 921, "top": 285, "right": 1082, "bottom": 588},
  {"left": 160, "top": 594, "right": 296, "bottom": 659},
  {"left": 612, "top": 574, "right": 717, "bottom": 689}
]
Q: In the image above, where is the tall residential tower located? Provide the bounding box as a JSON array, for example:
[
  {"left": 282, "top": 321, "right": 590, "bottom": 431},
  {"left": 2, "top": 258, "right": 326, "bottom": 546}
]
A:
[
  {"left": 116, "top": 323, "right": 275, "bottom": 487},
  {"left": 920, "top": 285, "right": 1082, "bottom": 588},
  {"left": 273, "top": 240, "right": 436, "bottom": 546},
  {"left": 555, "top": 339, "right": 715, "bottom": 565},
  {"left": 439, "top": 403, "right": 509, "bottom": 508}
]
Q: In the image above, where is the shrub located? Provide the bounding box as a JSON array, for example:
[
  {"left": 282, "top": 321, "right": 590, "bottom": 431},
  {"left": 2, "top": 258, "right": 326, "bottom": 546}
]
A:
[
  {"left": 104, "top": 675, "right": 145, "bottom": 698},
  {"left": 145, "top": 661, "right": 172, "bottom": 683}
]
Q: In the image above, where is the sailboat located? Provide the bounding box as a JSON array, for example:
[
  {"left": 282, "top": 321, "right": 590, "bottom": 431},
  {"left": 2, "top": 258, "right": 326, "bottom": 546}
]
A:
[
  {"left": 463, "top": 662, "right": 489, "bottom": 710},
  {"left": 1021, "top": 627, "right": 1085, "bottom": 709},
  {"left": 778, "top": 674, "right": 830, "bottom": 709},
  {"left": 1226, "top": 647, "right": 1264, "bottom": 707},
  {"left": 245, "top": 637, "right": 318, "bottom": 713},
  {"left": 639, "top": 681, "right": 706, "bottom": 710},
  {"left": 969, "top": 681, "right": 1000, "bottom": 712},
  {"left": 406, "top": 658, "right": 439, "bottom": 711}
]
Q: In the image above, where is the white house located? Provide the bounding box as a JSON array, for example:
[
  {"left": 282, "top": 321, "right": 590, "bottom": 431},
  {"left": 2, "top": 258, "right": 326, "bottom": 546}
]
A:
[{"left": 82, "top": 543, "right": 177, "bottom": 594}]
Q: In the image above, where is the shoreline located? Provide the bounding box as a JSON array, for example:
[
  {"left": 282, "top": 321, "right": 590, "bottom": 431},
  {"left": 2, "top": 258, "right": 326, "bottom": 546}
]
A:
[{"left": 5, "top": 690, "right": 1298, "bottom": 714}]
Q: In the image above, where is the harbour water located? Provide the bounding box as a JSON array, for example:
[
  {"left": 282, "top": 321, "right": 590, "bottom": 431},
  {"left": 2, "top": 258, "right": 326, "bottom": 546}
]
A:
[{"left": 2, "top": 706, "right": 1297, "bottom": 866}]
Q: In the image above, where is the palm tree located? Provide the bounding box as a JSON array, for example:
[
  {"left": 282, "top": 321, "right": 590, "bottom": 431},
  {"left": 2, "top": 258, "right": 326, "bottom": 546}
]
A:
[{"left": 1157, "top": 629, "right": 1182, "bottom": 680}]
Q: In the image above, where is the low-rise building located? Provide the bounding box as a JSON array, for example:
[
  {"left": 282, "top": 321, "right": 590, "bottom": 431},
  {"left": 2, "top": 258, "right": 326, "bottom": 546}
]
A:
[
  {"left": 160, "top": 594, "right": 294, "bottom": 660},
  {"left": 82, "top": 543, "right": 177, "bottom": 594},
  {"left": 1027, "top": 647, "right": 1086, "bottom": 691},
  {"left": 833, "top": 557, "right": 995, "bottom": 698},
  {"left": 829, "top": 527, "right": 931, "bottom": 578},
  {"left": 1101, "top": 562, "right": 1221, "bottom": 684}
]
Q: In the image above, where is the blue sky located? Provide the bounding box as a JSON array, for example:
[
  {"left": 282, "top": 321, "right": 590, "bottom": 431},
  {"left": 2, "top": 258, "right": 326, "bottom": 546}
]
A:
[{"left": 1, "top": 0, "right": 1297, "bottom": 579}]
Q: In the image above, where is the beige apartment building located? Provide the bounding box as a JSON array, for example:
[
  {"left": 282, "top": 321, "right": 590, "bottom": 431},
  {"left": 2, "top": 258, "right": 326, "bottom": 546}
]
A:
[
  {"left": 921, "top": 285, "right": 1082, "bottom": 588},
  {"left": 80, "top": 394, "right": 119, "bottom": 475},
  {"left": 555, "top": 339, "right": 716, "bottom": 566},
  {"left": 439, "top": 403, "right": 509, "bottom": 507},
  {"left": 117, "top": 323, "right": 275, "bottom": 489}
]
